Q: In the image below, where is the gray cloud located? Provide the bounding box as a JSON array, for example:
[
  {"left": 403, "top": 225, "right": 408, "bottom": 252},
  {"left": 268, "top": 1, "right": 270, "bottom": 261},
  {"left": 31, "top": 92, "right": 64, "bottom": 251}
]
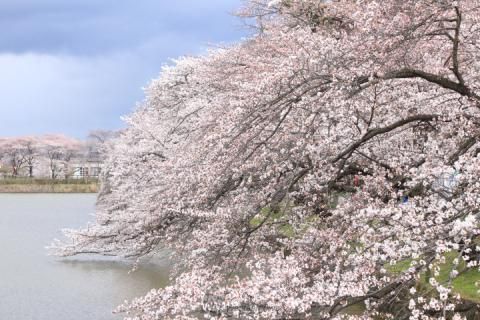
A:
[
  {"left": 0, "top": 0, "right": 247, "bottom": 138},
  {"left": 0, "top": 0, "right": 245, "bottom": 55},
  {"left": 0, "top": 53, "right": 138, "bottom": 135}
]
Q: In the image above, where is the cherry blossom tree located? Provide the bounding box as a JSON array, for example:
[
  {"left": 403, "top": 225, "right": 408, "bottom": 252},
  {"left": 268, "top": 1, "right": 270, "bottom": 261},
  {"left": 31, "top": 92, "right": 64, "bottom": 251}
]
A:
[
  {"left": 54, "top": 1, "right": 480, "bottom": 319},
  {"left": 3, "top": 147, "right": 27, "bottom": 177},
  {"left": 45, "top": 146, "right": 64, "bottom": 180},
  {"left": 24, "top": 141, "right": 37, "bottom": 178},
  {"left": 0, "top": 139, "right": 36, "bottom": 177},
  {"left": 85, "top": 129, "right": 119, "bottom": 162}
]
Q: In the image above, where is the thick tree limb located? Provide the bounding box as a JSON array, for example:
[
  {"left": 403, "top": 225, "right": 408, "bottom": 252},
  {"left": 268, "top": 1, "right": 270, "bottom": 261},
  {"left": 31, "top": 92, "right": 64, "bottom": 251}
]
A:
[
  {"left": 380, "top": 68, "right": 478, "bottom": 100},
  {"left": 333, "top": 114, "right": 439, "bottom": 163},
  {"left": 448, "top": 136, "right": 477, "bottom": 165},
  {"left": 451, "top": 7, "right": 464, "bottom": 84}
]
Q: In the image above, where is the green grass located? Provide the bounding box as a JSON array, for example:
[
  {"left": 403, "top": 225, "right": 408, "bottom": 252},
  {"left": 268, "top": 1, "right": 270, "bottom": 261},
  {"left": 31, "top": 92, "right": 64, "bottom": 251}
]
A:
[
  {"left": 250, "top": 207, "right": 296, "bottom": 238},
  {"left": 451, "top": 268, "right": 480, "bottom": 302},
  {"left": 0, "top": 178, "right": 99, "bottom": 193},
  {"left": 248, "top": 192, "right": 355, "bottom": 239},
  {"left": 386, "top": 252, "right": 480, "bottom": 303},
  {"left": 248, "top": 191, "right": 352, "bottom": 239},
  {"left": 385, "top": 258, "right": 415, "bottom": 275},
  {"left": 423, "top": 252, "right": 480, "bottom": 303}
]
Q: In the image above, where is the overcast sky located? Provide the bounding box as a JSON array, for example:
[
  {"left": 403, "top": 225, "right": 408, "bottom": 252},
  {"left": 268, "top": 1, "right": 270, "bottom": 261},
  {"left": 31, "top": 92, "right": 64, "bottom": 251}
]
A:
[{"left": 0, "top": 0, "right": 247, "bottom": 138}]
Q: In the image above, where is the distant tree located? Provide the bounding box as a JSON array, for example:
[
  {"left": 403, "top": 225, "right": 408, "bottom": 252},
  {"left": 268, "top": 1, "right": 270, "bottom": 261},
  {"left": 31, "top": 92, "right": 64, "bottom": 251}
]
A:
[
  {"left": 87, "top": 130, "right": 119, "bottom": 145},
  {"left": 24, "top": 142, "right": 36, "bottom": 178},
  {"left": 1, "top": 146, "right": 28, "bottom": 177},
  {"left": 45, "top": 147, "right": 64, "bottom": 180},
  {"left": 0, "top": 135, "right": 88, "bottom": 179},
  {"left": 86, "top": 130, "right": 119, "bottom": 161},
  {"left": 62, "top": 149, "right": 75, "bottom": 180}
]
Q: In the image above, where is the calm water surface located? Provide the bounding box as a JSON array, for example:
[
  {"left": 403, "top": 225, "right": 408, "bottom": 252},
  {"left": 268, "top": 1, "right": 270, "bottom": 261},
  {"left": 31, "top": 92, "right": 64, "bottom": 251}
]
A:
[{"left": 0, "top": 194, "right": 170, "bottom": 320}]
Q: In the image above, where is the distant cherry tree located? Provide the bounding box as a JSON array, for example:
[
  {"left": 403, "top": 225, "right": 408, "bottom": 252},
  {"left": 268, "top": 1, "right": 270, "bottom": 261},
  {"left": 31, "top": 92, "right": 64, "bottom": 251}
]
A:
[
  {"left": 54, "top": 1, "right": 480, "bottom": 319},
  {"left": 45, "top": 146, "right": 64, "bottom": 180},
  {"left": 3, "top": 147, "right": 27, "bottom": 177},
  {"left": 86, "top": 129, "right": 119, "bottom": 161},
  {"left": 0, "top": 139, "right": 36, "bottom": 177},
  {"left": 24, "top": 142, "right": 37, "bottom": 178}
]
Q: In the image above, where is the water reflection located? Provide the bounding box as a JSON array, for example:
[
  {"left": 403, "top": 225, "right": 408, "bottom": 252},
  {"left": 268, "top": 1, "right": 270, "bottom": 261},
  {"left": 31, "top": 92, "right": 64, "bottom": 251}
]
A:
[
  {"left": 56, "top": 258, "right": 170, "bottom": 289},
  {"left": 0, "top": 194, "right": 170, "bottom": 320}
]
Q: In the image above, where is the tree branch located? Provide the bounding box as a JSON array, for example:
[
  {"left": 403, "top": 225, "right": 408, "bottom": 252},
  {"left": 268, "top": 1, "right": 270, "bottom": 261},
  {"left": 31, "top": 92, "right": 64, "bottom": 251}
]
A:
[
  {"left": 451, "top": 6, "right": 464, "bottom": 85},
  {"left": 381, "top": 69, "right": 478, "bottom": 99},
  {"left": 333, "top": 114, "right": 439, "bottom": 163},
  {"left": 448, "top": 136, "right": 477, "bottom": 165}
]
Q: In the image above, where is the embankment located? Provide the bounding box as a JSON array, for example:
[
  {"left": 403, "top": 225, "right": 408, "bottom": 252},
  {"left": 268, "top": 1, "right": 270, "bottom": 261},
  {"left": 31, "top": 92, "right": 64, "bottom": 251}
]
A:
[{"left": 0, "top": 178, "right": 99, "bottom": 193}]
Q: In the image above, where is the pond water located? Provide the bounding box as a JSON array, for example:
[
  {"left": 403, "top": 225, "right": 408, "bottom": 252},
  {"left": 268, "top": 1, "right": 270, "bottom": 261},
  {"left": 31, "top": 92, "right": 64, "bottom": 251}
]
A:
[{"left": 0, "top": 194, "right": 170, "bottom": 320}]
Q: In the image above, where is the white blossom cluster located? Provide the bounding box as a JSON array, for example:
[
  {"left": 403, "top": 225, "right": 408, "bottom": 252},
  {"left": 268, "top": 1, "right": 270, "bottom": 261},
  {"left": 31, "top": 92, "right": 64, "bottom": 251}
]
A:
[{"left": 53, "top": 0, "right": 480, "bottom": 319}]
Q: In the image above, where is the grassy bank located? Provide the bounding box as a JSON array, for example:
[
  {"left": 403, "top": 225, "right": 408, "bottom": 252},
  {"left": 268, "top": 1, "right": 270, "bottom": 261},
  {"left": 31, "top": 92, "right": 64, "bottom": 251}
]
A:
[{"left": 0, "top": 178, "right": 99, "bottom": 193}]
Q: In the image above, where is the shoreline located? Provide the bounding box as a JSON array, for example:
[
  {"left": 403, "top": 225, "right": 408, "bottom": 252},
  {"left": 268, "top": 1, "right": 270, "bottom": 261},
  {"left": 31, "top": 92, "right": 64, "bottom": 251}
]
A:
[{"left": 0, "top": 179, "right": 99, "bottom": 193}]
